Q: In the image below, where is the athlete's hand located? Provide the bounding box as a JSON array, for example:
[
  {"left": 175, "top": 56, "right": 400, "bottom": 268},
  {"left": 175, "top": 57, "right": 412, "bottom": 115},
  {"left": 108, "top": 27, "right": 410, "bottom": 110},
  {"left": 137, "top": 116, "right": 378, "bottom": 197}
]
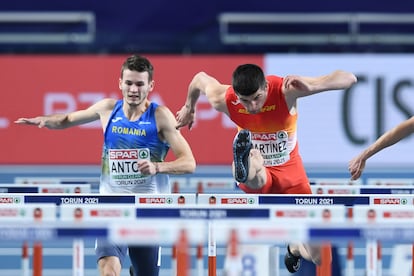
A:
[
  {"left": 175, "top": 105, "right": 195, "bottom": 130},
  {"left": 284, "top": 75, "right": 311, "bottom": 92},
  {"left": 14, "top": 117, "right": 46, "bottom": 128},
  {"left": 137, "top": 160, "right": 157, "bottom": 175},
  {"left": 348, "top": 155, "right": 366, "bottom": 180}
]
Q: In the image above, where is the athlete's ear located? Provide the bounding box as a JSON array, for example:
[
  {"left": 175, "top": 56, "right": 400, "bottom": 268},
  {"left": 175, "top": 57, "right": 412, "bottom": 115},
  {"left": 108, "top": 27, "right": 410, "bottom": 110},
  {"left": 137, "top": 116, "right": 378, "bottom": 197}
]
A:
[
  {"left": 264, "top": 81, "right": 269, "bottom": 91},
  {"left": 149, "top": 80, "right": 155, "bottom": 91},
  {"left": 118, "top": 78, "right": 122, "bottom": 90}
]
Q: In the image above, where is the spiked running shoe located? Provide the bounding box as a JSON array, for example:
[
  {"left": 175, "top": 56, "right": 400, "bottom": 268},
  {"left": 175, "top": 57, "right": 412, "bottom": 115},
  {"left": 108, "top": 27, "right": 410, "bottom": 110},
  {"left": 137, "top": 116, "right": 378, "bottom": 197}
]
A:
[
  {"left": 284, "top": 245, "right": 301, "bottom": 273},
  {"left": 233, "top": 129, "right": 252, "bottom": 183}
]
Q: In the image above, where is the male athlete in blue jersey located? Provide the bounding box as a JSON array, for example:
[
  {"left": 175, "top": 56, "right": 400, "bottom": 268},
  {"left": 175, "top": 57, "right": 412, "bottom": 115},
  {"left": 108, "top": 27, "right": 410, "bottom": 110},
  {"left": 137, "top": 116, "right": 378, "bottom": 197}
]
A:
[{"left": 15, "top": 55, "right": 196, "bottom": 276}]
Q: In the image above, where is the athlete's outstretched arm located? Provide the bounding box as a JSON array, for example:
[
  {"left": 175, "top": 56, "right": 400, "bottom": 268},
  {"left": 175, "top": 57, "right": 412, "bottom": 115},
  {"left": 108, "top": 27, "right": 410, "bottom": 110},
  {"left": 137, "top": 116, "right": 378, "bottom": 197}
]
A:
[
  {"left": 348, "top": 116, "right": 414, "bottom": 180},
  {"left": 176, "top": 72, "right": 229, "bottom": 130},
  {"left": 15, "top": 98, "right": 115, "bottom": 129},
  {"left": 283, "top": 70, "right": 357, "bottom": 99}
]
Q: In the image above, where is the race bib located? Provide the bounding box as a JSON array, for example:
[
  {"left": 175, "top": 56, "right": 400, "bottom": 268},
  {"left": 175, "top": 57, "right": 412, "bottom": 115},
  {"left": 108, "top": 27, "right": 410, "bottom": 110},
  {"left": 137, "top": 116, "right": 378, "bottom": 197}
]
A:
[
  {"left": 251, "top": 131, "right": 291, "bottom": 166},
  {"left": 108, "top": 148, "right": 150, "bottom": 186}
]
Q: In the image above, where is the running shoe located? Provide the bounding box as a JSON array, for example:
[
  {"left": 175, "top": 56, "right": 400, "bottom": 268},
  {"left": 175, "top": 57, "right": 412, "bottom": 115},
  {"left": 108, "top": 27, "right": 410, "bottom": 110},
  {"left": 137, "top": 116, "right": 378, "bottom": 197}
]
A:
[
  {"left": 284, "top": 245, "right": 301, "bottom": 273},
  {"left": 233, "top": 129, "right": 252, "bottom": 183}
]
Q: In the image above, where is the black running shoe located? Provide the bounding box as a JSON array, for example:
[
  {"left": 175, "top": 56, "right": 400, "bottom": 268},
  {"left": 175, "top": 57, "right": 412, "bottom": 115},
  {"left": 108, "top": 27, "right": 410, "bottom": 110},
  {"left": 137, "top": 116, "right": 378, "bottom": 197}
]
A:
[
  {"left": 233, "top": 130, "right": 252, "bottom": 183},
  {"left": 284, "top": 245, "right": 301, "bottom": 273}
]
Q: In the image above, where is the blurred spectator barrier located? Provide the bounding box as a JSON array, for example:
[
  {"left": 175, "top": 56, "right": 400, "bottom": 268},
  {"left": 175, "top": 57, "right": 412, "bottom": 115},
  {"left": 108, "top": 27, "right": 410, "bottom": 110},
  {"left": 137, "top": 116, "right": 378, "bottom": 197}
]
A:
[
  {"left": 218, "top": 13, "right": 414, "bottom": 45},
  {"left": 0, "top": 12, "right": 95, "bottom": 44}
]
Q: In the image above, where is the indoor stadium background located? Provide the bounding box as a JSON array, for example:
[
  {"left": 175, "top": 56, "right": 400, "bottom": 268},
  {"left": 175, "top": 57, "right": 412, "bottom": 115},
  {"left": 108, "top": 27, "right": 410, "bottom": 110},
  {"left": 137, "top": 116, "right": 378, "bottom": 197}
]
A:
[{"left": 1, "top": 1, "right": 414, "bottom": 275}]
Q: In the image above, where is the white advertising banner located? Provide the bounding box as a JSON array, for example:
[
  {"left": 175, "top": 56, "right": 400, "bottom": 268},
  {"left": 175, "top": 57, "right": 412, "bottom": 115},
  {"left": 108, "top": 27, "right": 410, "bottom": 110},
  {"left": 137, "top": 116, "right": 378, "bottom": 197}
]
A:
[{"left": 265, "top": 54, "right": 414, "bottom": 168}]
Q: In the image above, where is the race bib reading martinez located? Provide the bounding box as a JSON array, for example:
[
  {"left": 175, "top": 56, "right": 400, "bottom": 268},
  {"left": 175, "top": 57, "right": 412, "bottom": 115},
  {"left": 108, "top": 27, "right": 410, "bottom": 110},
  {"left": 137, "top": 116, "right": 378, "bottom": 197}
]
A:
[
  {"left": 251, "top": 131, "right": 294, "bottom": 166},
  {"left": 108, "top": 148, "right": 150, "bottom": 186}
]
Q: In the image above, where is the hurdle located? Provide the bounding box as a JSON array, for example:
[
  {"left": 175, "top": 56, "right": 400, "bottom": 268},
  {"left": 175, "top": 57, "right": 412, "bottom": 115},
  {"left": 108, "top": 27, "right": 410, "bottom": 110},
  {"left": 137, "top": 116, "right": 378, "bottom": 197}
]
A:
[
  {"left": 208, "top": 221, "right": 217, "bottom": 276},
  {"left": 313, "top": 183, "right": 414, "bottom": 276},
  {"left": 172, "top": 244, "right": 206, "bottom": 276},
  {"left": 73, "top": 239, "right": 84, "bottom": 276},
  {"left": 33, "top": 242, "right": 42, "bottom": 276},
  {"left": 377, "top": 241, "right": 382, "bottom": 276},
  {"left": 171, "top": 244, "right": 177, "bottom": 276},
  {"left": 199, "top": 193, "right": 347, "bottom": 275},
  {"left": 0, "top": 201, "right": 57, "bottom": 276},
  {"left": 198, "top": 193, "right": 414, "bottom": 275},
  {"left": 223, "top": 229, "right": 241, "bottom": 276},
  {"left": 0, "top": 183, "right": 92, "bottom": 276},
  {"left": 135, "top": 199, "right": 347, "bottom": 276},
  {"left": 196, "top": 243, "right": 204, "bottom": 276},
  {"left": 2, "top": 218, "right": 414, "bottom": 275},
  {"left": 176, "top": 229, "right": 190, "bottom": 276},
  {"left": 22, "top": 241, "right": 29, "bottom": 276},
  {"left": 3, "top": 193, "right": 414, "bottom": 275},
  {"left": 0, "top": 219, "right": 413, "bottom": 275},
  {"left": 115, "top": 211, "right": 414, "bottom": 274},
  {"left": 316, "top": 243, "right": 332, "bottom": 276},
  {"left": 346, "top": 205, "right": 355, "bottom": 276},
  {"left": 14, "top": 193, "right": 198, "bottom": 276},
  {"left": 346, "top": 241, "right": 354, "bottom": 276}
]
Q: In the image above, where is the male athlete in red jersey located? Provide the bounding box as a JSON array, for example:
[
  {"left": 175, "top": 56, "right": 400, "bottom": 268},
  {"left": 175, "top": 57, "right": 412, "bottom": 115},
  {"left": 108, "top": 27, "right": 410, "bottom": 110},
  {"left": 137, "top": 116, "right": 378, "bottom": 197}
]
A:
[{"left": 176, "top": 63, "right": 357, "bottom": 273}]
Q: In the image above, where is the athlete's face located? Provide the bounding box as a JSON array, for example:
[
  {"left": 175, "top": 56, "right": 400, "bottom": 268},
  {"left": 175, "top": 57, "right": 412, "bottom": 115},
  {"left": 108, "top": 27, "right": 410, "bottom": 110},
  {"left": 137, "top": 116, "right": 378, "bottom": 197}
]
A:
[
  {"left": 237, "top": 88, "right": 268, "bottom": 114},
  {"left": 119, "top": 69, "right": 154, "bottom": 106}
]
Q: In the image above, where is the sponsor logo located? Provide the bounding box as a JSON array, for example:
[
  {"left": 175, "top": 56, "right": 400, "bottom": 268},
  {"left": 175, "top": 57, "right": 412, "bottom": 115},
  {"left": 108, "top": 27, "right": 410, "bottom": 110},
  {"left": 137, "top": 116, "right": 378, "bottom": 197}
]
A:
[
  {"left": 383, "top": 211, "right": 414, "bottom": 218},
  {"left": 238, "top": 105, "right": 276, "bottom": 114},
  {"left": 276, "top": 210, "right": 308, "bottom": 217},
  {"left": 251, "top": 133, "right": 278, "bottom": 141},
  {"left": 138, "top": 197, "right": 173, "bottom": 204},
  {"left": 90, "top": 209, "right": 126, "bottom": 217},
  {"left": 206, "top": 182, "right": 232, "bottom": 188},
  {"left": 328, "top": 189, "right": 354, "bottom": 194},
  {"left": 0, "top": 208, "right": 20, "bottom": 216},
  {"left": 0, "top": 197, "right": 13, "bottom": 204},
  {"left": 221, "top": 198, "right": 248, "bottom": 204},
  {"left": 249, "top": 228, "right": 289, "bottom": 237},
  {"left": 220, "top": 197, "right": 255, "bottom": 204},
  {"left": 111, "top": 117, "right": 123, "bottom": 123},
  {"left": 373, "top": 198, "right": 407, "bottom": 205},
  {"left": 231, "top": 99, "right": 240, "bottom": 105},
  {"left": 41, "top": 188, "right": 65, "bottom": 193},
  {"left": 109, "top": 149, "right": 138, "bottom": 160}
]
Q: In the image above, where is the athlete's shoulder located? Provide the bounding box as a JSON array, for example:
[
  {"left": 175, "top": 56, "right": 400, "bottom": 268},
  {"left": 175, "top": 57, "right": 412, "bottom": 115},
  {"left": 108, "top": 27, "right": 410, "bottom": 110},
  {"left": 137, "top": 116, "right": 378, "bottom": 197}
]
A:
[
  {"left": 266, "top": 75, "right": 284, "bottom": 84},
  {"left": 154, "top": 104, "right": 178, "bottom": 132},
  {"left": 100, "top": 98, "right": 118, "bottom": 107},
  {"left": 225, "top": 84, "right": 236, "bottom": 97},
  {"left": 154, "top": 104, "right": 174, "bottom": 118},
  {"left": 265, "top": 75, "right": 284, "bottom": 95},
  {"left": 92, "top": 98, "right": 118, "bottom": 113}
]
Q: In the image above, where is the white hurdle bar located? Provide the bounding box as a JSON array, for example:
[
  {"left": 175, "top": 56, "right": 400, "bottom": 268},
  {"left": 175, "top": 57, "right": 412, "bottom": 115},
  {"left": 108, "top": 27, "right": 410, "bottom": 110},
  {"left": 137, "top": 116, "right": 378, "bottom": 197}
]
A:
[
  {"left": 0, "top": 218, "right": 414, "bottom": 275},
  {"left": 1, "top": 193, "right": 414, "bottom": 275}
]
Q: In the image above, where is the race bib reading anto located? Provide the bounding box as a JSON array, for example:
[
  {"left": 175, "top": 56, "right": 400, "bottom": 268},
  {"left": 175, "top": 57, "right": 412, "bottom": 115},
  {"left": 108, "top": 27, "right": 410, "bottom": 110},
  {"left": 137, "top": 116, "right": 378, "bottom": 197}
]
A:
[
  {"left": 108, "top": 148, "right": 150, "bottom": 185},
  {"left": 252, "top": 131, "right": 294, "bottom": 166}
]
